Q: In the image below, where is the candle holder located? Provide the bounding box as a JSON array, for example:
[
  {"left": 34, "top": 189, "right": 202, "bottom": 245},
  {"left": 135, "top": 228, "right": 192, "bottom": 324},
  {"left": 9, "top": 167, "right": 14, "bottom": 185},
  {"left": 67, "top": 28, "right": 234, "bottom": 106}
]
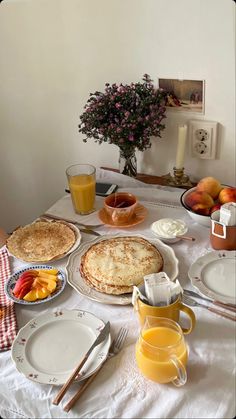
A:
[{"left": 162, "top": 167, "right": 194, "bottom": 188}]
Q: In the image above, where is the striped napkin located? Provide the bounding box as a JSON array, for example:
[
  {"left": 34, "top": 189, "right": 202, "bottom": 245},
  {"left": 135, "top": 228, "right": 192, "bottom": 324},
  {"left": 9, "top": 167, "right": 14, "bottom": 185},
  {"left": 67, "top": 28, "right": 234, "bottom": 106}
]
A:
[{"left": 0, "top": 248, "right": 18, "bottom": 351}]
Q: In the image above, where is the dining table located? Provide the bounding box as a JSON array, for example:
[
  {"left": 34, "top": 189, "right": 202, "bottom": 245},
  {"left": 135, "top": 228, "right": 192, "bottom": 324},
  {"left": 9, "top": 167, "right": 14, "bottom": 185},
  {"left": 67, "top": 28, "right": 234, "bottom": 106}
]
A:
[{"left": 0, "top": 169, "right": 235, "bottom": 419}]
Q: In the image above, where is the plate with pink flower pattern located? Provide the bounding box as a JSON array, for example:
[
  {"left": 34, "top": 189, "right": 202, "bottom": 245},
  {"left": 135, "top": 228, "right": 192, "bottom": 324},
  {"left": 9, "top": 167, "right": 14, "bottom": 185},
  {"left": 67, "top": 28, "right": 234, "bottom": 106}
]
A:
[
  {"left": 11, "top": 309, "right": 111, "bottom": 385},
  {"left": 188, "top": 250, "right": 236, "bottom": 305}
]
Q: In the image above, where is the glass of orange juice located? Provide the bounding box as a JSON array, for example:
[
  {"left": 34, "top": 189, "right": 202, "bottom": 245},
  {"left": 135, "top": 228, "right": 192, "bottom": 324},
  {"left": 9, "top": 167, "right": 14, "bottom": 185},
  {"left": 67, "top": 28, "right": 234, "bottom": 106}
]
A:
[
  {"left": 136, "top": 316, "right": 188, "bottom": 386},
  {"left": 66, "top": 164, "right": 96, "bottom": 215}
]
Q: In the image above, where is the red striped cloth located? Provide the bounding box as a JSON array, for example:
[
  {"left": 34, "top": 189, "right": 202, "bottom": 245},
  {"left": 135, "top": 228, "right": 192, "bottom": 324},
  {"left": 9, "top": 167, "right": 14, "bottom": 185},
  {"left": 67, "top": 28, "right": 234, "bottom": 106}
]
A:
[{"left": 0, "top": 248, "right": 18, "bottom": 351}]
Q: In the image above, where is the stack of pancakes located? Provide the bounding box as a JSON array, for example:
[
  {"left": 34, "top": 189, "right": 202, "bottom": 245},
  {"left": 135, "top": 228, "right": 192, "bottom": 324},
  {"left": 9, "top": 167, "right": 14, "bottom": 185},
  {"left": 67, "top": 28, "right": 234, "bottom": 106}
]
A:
[{"left": 80, "top": 236, "right": 163, "bottom": 295}]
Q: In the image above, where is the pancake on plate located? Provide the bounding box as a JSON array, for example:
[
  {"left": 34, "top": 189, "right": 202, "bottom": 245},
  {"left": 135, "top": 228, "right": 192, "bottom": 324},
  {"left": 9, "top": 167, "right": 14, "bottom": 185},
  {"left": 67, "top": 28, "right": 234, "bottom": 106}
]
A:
[
  {"left": 80, "top": 236, "right": 163, "bottom": 295},
  {"left": 7, "top": 220, "right": 76, "bottom": 262}
]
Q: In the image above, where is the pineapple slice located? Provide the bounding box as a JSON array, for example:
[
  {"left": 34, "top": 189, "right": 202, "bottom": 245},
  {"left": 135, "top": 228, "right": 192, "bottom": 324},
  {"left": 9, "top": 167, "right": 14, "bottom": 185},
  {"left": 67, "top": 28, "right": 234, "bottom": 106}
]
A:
[
  {"left": 37, "top": 271, "right": 58, "bottom": 281},
  {"left": 41, "top": 269, "right": 58, "bottom": 275},
  {"left": 34, "top": 277, "right": 57, "bottom": 293},
  {"left": 35, "top": 287, "right": 51, "bottom": 299},
  {"left": 22, "top": 269, "right": 59, "bottom": 302},
  {"left": 23, "top": 289, "right": 38, "bottom": 302},
  {"left": 45, "top": 280, "right": 57, "bottom": 293}
]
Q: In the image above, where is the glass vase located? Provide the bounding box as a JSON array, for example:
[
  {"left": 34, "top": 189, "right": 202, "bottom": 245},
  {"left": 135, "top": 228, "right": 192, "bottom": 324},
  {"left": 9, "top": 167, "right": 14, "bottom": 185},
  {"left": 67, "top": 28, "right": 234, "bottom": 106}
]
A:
[{"left": 119, "top": 147, "right": 137, "bottom": 177}]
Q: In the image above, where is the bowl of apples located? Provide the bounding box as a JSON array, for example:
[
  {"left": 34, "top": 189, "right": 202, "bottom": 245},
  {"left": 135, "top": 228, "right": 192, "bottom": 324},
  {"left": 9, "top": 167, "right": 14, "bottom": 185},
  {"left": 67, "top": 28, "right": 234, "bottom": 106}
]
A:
[{"left": 180, "top": 177, "right": 236, "bottom": 227}]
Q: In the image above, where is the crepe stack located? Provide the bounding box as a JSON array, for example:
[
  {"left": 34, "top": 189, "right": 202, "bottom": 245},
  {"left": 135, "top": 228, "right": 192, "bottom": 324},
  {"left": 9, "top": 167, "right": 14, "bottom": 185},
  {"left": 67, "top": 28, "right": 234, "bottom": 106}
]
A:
[
  {"left": 80, "top": 236, "right": 163, "bottom": 295},
  {"left": 6, "top": 220, "right": 76, "bottom": 262}
]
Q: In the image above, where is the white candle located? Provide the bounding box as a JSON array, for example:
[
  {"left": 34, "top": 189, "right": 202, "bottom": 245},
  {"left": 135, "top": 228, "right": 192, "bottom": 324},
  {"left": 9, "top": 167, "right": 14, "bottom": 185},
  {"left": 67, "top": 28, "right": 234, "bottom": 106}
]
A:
[{"left": 175, "top": 125, "right": 187, "bottom": 169}]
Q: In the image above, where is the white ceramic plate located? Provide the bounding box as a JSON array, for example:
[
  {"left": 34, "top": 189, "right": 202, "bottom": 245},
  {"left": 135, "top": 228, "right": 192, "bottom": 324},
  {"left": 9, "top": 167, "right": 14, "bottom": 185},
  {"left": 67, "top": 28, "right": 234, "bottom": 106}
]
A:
[
  {"left": 11, "top": 309, "right": 111, "bottom": 385},
  {"left": 5, "top": 265, "right": 66, "bottom": 305},
  {"left": 66, "top": 233, "right": 179, "bottom": 305},
  {"left": 188, "top": 250, "right": 236, "bottom": 304},
  {"left": 62, "top": 222, "right": 82, "bottom": 258}
]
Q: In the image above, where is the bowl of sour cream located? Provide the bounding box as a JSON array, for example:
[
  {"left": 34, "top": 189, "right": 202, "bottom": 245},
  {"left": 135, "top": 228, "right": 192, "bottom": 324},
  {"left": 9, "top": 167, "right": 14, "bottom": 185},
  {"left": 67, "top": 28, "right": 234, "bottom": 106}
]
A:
[{"left": 151, "top": 218, "right": 188, "bottom": 243}]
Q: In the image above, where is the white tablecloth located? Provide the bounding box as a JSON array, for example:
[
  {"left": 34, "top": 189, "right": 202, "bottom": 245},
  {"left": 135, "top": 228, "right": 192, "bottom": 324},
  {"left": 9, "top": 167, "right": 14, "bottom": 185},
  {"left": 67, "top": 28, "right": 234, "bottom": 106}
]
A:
[{"left": 0, "top": 172, "right": 235, "bottom": 419}]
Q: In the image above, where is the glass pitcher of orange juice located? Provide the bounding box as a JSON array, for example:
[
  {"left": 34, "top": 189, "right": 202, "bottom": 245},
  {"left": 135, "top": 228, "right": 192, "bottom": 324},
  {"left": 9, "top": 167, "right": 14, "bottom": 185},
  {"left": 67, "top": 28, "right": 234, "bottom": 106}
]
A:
[
  {"left": 66, "top": 164, "right": 96, "bottom": 215},
  {"left": 135, "top": 316, "right": 188, "bottom": 386}
]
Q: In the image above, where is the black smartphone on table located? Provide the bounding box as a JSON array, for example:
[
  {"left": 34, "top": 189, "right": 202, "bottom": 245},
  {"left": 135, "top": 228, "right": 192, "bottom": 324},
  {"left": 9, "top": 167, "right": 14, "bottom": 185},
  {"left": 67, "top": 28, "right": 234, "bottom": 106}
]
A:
[
  {"left": 65, "top": 182, "right": 118, "bottom": 197},
  {"left": 95, "top": 182, "right": 118, "bottom": 196}
]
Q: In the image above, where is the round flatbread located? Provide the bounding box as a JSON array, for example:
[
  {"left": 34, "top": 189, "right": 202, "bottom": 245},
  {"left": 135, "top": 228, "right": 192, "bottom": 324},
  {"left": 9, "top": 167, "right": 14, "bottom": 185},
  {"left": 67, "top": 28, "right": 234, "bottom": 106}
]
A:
[
  {"left": 7, "top": 221, "right": 76, "bottom": 262},
  {"left": 80, "top": 236, "right": 163, "bottom": 295}
]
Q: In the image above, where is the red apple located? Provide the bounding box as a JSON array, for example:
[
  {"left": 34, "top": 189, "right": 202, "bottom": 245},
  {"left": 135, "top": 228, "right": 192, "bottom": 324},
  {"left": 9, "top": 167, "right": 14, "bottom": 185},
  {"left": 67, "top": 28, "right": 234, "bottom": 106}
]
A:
[
  {"left": 197, "top": 177, "right": 222, "bottom": 199},
  {"left": 19, "top": 270, "right": 38, "bottom": 281},
  {"left": 17, "top": 282, "right": 34, "bottom": 299},
  {"left": 185, "top": 190, "right": 214, "bottom": 215},
  {"left": 13, "top": 272, "right": 36, "bottom": 297},
  {"left": 14, "top": 277, "right": 34, "bottom": 295},
  {"left": 218, "top": 187, "right": 236, "bottom": 204},
  {"left": 210, "top": 203, "right": 221, "bottom": 214}
]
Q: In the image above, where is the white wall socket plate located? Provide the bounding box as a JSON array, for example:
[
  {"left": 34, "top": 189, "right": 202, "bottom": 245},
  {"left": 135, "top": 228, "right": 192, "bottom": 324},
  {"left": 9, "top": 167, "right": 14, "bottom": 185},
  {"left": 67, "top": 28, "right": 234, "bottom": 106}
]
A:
[{"left": 188, "top": 120, "right": 218, "bottom": 159}]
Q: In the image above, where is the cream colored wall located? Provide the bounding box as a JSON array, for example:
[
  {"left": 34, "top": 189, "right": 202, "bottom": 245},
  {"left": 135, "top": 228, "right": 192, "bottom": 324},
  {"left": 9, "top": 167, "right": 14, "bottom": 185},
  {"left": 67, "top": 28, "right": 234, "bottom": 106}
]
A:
[{"left": 0, "top": 0, "right": 235, "bottom": 231}]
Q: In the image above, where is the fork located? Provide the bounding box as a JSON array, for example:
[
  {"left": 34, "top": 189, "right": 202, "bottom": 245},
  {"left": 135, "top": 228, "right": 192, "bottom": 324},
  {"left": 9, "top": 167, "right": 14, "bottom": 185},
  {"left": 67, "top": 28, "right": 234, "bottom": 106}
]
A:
[
  {"left": 182, "top": 295, "right": 236, "bottom": 322},
  {"left": 40, "top": 213, "right": 104, "bottom": 230},
  {"left": 183, "top": 289, "right": 236, "bottom": 313},
  {"left": 63, "top": 327, "right": 128, "bottom": 412}
]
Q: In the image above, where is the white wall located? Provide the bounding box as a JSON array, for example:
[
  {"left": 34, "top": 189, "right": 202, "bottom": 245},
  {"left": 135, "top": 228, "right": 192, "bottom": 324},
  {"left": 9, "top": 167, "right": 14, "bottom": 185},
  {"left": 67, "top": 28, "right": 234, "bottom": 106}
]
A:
[{"left": 0, "top": 0, "right": 235, "bottom": 231}]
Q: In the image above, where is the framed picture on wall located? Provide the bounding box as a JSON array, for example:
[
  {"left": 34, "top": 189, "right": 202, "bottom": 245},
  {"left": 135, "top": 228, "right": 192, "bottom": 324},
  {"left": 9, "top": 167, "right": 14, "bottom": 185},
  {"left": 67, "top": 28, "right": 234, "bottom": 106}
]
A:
[{"left": 158, "top": 79, "right": 205, "bottom": 114}]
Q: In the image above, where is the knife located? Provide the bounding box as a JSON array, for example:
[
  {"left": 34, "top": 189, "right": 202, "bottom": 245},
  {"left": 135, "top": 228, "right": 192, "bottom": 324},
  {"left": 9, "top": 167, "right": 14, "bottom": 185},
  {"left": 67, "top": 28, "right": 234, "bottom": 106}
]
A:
[
  {"left": 40, "top": 213, "right": 91, "bottom": 227},
  {"left": 53, "top": 321, "right": 110, "bottom": 405},
  {"left": 79, "top": 228, "right": 101, "bottom": 237},
  {"left": 183, "top": 289, "right": 236, "bottom": 312},
  {"left": 40, "top": 214, "right": 101, "bottom": 237}
]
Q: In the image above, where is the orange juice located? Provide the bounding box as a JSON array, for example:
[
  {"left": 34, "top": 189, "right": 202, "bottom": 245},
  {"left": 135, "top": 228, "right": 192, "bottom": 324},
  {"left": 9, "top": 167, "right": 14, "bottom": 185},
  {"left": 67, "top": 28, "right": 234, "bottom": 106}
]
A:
[
  {"left": 69, "top": 174, "right": 95, "bottom": 214},
  {"left": 136, "top": 326, "right": 188, "bottom": 383}
]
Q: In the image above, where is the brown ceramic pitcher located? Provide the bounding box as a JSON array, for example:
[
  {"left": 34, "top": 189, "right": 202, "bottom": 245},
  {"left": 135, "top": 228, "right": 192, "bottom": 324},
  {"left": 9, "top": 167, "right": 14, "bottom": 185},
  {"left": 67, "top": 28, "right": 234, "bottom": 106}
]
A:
[{"left": 210, "top": 210, "right": 236, "bottom": 250}]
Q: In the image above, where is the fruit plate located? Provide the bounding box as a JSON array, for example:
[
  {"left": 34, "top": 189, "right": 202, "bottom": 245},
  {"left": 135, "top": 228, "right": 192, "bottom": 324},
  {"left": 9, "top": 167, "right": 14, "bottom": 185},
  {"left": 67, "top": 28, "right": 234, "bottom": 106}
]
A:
[
  {"left": 5, "top": 265, "right": 66, "bottom": 305},
  {"left": 188, "top": 250, "right": 236, "bottom": 305},
  {"left": 66, "top": 233, "right": 179, "bottom": 306},
  {"left": 11, "top": 309, "right": 111, "bottom": 385}
]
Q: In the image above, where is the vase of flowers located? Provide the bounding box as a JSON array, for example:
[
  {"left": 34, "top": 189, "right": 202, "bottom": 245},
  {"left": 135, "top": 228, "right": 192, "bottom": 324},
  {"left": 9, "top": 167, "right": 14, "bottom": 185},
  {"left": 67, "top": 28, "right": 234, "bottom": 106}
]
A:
[
  {"left": 79, "top": 74, "right": 167, "bottom": 177},
  {"left": 118, "top": 147, "right": 137, "bottom": 177}
]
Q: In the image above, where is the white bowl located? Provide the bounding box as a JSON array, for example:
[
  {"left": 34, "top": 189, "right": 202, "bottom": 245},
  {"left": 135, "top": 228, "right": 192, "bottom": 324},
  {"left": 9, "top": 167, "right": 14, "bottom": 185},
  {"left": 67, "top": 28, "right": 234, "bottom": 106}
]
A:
[
  {"left": 180, "top": 187, "right": 211, "bottom": 227},
  {"left": 151, "top": 219, "right": 188, "bottom": 243}
]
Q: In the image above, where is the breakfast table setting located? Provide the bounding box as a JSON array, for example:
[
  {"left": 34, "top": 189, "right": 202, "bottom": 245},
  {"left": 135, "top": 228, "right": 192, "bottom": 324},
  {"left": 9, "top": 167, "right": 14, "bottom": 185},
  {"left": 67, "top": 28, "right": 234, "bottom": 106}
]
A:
[{"left": 0, "top": 168, "right": 235, "bottom": 419}]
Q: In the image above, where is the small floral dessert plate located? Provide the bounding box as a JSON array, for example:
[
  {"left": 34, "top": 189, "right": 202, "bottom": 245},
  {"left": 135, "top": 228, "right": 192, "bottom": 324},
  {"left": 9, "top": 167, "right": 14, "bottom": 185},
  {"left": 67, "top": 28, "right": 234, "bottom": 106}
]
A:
[{"left": 11, "top": 309, "right": 111, "bottom": 385}]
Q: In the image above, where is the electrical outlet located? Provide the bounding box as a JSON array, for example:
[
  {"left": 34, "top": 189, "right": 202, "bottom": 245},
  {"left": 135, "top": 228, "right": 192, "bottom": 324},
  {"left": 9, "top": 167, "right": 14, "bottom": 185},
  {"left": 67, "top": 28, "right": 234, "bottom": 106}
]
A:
[{"left": 188, "top": 120, "right": 218, "bottom": 159}]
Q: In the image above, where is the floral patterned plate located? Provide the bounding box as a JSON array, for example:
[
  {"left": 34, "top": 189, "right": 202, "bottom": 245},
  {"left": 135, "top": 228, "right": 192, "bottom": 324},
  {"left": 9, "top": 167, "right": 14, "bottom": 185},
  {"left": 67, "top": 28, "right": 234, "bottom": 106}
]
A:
[
  {"left": 188, "top": 250, "right": 236, "bottom": 305},
  {"left": 66, "top": 233, "right": 179, "bottom": 305},
  {"left": 11, "top": 309, "right": 111, "bottom": 385}
]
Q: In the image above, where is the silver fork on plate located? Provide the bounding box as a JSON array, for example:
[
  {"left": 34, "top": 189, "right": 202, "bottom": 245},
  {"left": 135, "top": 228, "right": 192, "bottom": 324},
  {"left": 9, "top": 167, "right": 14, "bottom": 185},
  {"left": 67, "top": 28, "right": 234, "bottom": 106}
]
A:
[
  {"left": 182, "top": 295, "right": 236, "bottom": 322},
  {"left": 63, "top": 327, "right": 129, "bottom": 412}
]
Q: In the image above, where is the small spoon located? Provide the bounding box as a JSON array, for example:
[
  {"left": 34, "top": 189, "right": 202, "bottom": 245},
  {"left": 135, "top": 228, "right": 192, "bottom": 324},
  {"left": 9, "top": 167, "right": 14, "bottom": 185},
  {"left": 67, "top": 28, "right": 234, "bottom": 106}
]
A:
[
  {"left": 176, "top": 235, "right": 195, "bottom": 242},
  {"left": 113, "top": 201, "right": 126, "bottom": 208},
  {"left": 111, "top": 201, "right": 128, "bottom": 223}
]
